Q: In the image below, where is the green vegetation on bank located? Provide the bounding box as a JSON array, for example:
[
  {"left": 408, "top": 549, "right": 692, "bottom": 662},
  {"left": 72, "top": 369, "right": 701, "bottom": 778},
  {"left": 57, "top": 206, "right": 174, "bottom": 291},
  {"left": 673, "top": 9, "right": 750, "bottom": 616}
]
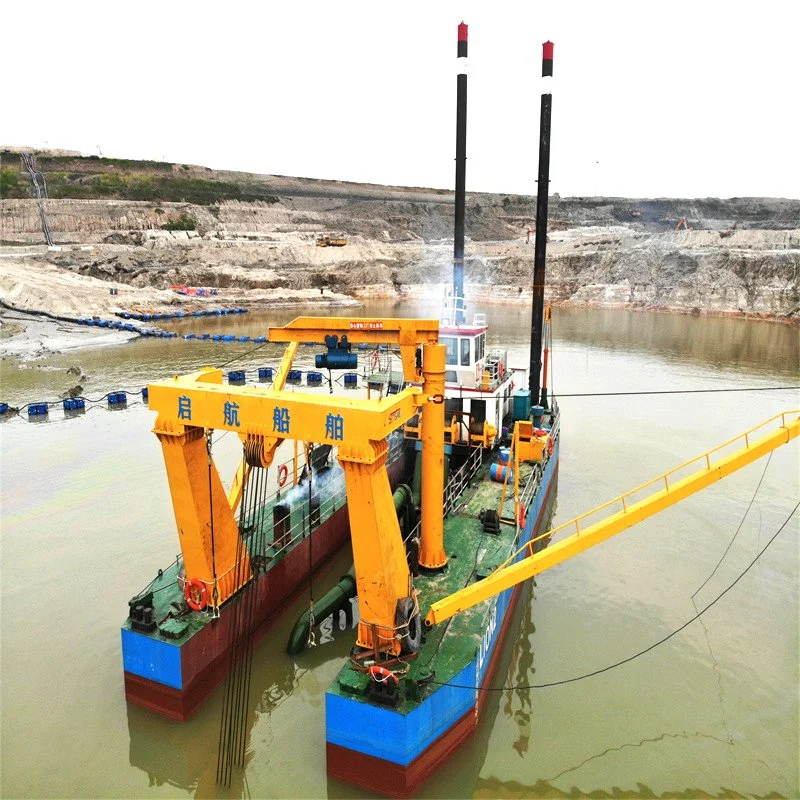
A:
[
  {"left": 1, "top": 167, "right": 21, "bottom": 196},
  {"left": 0, "top": 151, "right": 280, "bottom": 205},
  {"left": 160, "top": 213, "right": 196, "bottom": 231}
]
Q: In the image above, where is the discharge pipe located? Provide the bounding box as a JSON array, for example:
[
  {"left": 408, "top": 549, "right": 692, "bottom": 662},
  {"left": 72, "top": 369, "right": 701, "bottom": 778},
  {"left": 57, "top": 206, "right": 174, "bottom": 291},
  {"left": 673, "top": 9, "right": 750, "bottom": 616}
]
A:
[{"left": 286, "top": 484, "right": 416, "bottom": 654}]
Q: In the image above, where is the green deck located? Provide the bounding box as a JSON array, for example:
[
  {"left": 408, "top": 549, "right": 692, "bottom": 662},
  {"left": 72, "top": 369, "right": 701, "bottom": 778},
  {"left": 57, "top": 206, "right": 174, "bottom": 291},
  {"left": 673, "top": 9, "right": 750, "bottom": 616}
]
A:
[
  {"left": 122, "top": 468, "right": 349, "bottom": 646},
  {"left": 331, "top": 457, "right": 536, "bottom": 713}
]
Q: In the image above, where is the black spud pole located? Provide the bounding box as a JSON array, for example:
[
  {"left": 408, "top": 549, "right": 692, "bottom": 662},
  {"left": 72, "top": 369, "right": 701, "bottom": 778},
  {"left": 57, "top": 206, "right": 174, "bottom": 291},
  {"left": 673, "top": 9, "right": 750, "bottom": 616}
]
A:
[{"left": 530, "top": 41, "right": 554, "bottom": 413}]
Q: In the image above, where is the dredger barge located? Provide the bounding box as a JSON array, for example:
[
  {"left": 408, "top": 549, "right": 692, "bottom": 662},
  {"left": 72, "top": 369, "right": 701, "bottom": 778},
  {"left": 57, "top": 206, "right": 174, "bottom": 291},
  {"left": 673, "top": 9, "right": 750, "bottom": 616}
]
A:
[{"left": 121, "top": 27, "right": 800, "bottom": 798}]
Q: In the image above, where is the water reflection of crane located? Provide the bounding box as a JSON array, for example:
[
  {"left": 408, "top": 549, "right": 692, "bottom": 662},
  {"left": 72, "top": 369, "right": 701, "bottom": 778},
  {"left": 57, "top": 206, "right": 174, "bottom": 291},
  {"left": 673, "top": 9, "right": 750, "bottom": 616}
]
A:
[
  {"left": 127, "top": 656, "right": 305, "bottom": 796},
  {"left": 505, "top": 579, "right": 536, "bottom": 756}
]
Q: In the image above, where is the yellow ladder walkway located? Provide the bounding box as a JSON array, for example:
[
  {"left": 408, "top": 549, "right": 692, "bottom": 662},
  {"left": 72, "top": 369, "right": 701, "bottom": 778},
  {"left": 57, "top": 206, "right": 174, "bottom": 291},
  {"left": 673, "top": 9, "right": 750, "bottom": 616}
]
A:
[{"left": 425, "top": 410, "right": 799, "bottom": 626}]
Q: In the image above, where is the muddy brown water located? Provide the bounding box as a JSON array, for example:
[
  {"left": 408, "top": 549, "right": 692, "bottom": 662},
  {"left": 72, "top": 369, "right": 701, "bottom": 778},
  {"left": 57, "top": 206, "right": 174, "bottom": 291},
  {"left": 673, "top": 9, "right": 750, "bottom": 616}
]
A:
[{"left": 1, "top": 304, "right": 798, "bottom": 798}]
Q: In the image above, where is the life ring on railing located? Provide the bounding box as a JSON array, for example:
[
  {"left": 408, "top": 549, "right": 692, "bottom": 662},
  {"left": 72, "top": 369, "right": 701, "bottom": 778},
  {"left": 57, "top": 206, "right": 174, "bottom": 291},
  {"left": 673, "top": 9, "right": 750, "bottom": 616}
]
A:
[
  {"left": 278, "top": 464, "right": 289, "bottom": 487},
  {"left": 184, "top": 578, "right": 208, "bottom": 611},
  {"left": 498, "top": 361, "right": 505, "bottom": 380},
  {"left": 517, "top": 505, "right": 527, "bottom": 528},
  {"left": 368, "top": 665, "right": 399, "bottom": 685},
  {"left": 547, "top": 436, "right": 555, "bottom": 456}
]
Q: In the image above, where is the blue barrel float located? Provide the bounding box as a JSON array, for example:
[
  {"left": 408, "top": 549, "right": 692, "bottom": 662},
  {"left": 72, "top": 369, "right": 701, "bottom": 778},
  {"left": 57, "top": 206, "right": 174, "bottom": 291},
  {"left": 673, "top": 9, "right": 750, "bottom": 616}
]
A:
[
  {"left": 258, "top": 367, "right": 273, "bottom": 381},
  {"left": 108, "top": 392, "right": 127, "bottom": 406},
  {"left": 343, "top": 373, "right": 358, "bottom": 388},
  {"left": 63, "top": 398, "right": 86, "bottom": 412},
  {"left": 28, "top": 403, "right": 49, "bottom": 416},
  {"left": 307, "top": 372, "right": 323, "bottom": 386},
  {"left": 498, "top": 447, "right": 510, "bottom": 465},
  {"left": 228, "top": 370, "right": 246, "bottom": 384},
  {"left": 489, "top": 463, "right": 512, "bottom": 483}
]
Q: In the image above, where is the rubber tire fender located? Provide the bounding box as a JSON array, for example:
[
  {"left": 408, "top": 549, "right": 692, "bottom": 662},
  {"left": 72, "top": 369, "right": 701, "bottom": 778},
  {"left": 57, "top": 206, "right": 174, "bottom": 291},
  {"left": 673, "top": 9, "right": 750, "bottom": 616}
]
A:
[{"left": 396, "top": 596, "right": 422, "bottom": 654}]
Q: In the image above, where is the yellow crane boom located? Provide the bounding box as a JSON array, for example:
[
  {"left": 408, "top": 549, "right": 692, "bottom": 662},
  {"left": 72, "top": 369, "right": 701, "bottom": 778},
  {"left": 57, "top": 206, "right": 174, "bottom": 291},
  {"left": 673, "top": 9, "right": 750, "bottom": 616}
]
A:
[
  {"left": 147, "top": 317, "right": 447, "bottom": 656},
  {"left": 425, "top": 410, "right": 799, "bottom": 627}
]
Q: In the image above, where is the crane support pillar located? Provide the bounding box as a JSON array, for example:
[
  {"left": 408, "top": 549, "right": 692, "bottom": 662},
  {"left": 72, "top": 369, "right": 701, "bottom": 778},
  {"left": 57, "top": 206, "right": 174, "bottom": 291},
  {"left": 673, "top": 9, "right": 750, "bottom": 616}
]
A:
[
  {"left": 419, "top": 344, "right": 448, "bottom": 569},
  {"left": 339, "top": 441, "right": 410, "bottom": 654},
  {"left": 425, "top": 411, "right": 799, "bottom": 626},
  {"left": 154, "top": 420, "right": 245, "bottom": 607}
]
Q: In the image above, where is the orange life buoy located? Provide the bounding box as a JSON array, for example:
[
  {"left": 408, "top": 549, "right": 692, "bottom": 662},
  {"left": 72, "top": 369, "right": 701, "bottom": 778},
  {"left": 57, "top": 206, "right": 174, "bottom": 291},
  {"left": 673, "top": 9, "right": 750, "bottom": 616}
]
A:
[
  {"left": 278, "top": 463, "right": 289, "bottom": 487},
  {"left": 517, "top": 505, "right": 527, "bottom": 528},
  {"left": 368, "top": 665, "right": 399, "bottom": 685},
  {"left": 498, "top": 361, "right": 505, "bottom": 380},
  {"left": 547, "top": 436, "right": 555, "bottom": 456},
  {"left": 184, "top": 578, "right": 208, "bottom": 611}
]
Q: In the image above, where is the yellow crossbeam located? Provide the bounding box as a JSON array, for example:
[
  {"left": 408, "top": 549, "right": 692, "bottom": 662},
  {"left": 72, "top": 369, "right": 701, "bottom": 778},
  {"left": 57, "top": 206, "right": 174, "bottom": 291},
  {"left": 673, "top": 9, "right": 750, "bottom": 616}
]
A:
[
  {"left": 149, "top": 368, "right": 422, "bottom": 455},
  {"left": 269, "top": 317, "right": 440, "bottom": 381},
  {"left": 425, "top": 410, "right": 799, "bottom": 626}
]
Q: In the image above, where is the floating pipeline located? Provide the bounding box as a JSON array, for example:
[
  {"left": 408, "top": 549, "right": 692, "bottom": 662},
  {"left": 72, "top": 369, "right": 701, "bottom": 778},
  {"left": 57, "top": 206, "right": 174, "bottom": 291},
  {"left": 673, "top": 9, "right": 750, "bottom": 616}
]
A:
[
  {"left": 1, "top": 299, "right": 241, "bottom": 340},
  {"left": 1, "top": 370, "right": 349, "bottom": 419},
  {"left": 0, "top": 390, "right": 149, "bottom": 422},
  {"left": 117, "top": 308, "right": 248, "bottom": 321}
]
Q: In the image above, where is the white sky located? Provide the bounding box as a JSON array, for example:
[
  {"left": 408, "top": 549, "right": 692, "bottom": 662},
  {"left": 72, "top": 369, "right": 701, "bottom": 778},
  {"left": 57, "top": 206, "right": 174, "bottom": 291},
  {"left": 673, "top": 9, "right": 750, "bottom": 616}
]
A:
[{"left": 4, "top": 1, "right": 799, "bottom": 198}]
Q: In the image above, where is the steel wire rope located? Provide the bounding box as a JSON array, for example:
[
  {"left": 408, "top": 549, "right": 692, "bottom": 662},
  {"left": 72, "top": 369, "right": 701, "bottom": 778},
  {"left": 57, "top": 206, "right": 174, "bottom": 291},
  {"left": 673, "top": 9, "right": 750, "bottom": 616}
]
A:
[
  {"left": 206, "top": 431, "right": 219, "bottom": 607},
  {"left": 131, "top": 555, "right": 181, "bottom": 600},
  {"left": 306, "top": 444, "right": 317, "bottom": 646},
  {"left": 553, "top": 386, "right": 799, "bottom": 397},
  {"left": 217, "top": 451, "right": 253, "bottom": 785},
  {"left": 691, "top": 451, "right": 773, "bottom": 599},
  {"left": 428, "top": 500, "right": 798, "bottom": 692},
  {"left": 231, "top": 461, "right": 266, "bottom": 774},
  {"left": 214, "top": 340, "right": 270, "bottom": 370},
  {"left": 6, "top": 384, "right": 795, "bottom": 419},
  {"left": 232, "top": 462, "right": 265, "bottom": 766}
]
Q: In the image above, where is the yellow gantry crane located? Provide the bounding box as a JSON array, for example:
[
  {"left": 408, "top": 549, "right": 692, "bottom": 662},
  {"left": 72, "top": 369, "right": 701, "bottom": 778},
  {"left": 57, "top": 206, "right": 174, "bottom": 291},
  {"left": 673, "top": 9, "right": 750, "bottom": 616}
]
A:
[
  {"left": 148, "top": 317, "right": 446, "bottom": 655},
  {"left": 147, "top": 314, "right": 798, "bottom": 658},
  {"left": 425, "top": 410, "right": 799, "bottom": 626}
]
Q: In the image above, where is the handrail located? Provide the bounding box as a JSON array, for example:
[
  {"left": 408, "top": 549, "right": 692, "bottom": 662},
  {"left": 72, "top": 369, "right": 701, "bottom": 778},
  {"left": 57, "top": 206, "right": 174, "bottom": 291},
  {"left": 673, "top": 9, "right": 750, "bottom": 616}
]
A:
[
  {"left": 426, "top": 409, "right": 799, "bottom": 627},
  {"left": 443, "top": 445, "right": 483, "bottom": 515},
  {"left": 499, "top": 409, "right": 798, "bottom": 573}
]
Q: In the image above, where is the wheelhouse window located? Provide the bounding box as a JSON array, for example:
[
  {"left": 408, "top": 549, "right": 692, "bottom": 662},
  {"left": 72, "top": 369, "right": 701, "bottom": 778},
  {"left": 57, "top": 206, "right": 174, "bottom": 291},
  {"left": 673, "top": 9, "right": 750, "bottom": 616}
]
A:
[
  {"left": 460, "top": 337, "right": 471, "bottom": 366},
  {"left": 442, "top": 336, "right": 458, "bottom": 366},
  {"left": 476, "top": 333, "right": 485, "bottom": 361}
]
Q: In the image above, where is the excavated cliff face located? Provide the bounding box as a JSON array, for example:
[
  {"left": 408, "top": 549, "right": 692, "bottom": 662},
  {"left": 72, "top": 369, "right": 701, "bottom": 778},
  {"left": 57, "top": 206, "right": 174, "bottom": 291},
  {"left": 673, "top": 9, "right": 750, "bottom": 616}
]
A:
[{"left": 1, "top": 190, "right": 798, "bottom": 321}]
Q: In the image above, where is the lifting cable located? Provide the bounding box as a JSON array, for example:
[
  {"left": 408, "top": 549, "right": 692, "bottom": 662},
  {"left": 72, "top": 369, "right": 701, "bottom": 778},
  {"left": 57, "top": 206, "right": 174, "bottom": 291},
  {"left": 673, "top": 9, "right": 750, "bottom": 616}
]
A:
[
  {"left": 206, "top": 430, "right": 219, "bottom": 609},
  {"left": 217, "top": 452, "right": 270, "bottom": 786},
  {"left": 306, "top": 444, "right": 316, "bottom": 648},
  {"left": 429, "top": 500, "right": 798, "bottom": 693}
]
